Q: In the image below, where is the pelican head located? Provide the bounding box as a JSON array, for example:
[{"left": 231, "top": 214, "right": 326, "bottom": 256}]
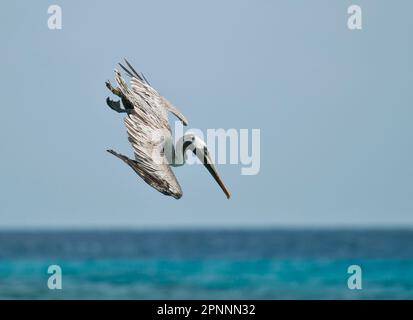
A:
[{"left": 174, "top": 134, "right": 231, "bottom": 199}]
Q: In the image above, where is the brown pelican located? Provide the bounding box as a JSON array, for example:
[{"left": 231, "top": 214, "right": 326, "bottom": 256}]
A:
[{"left": 105, "top": 59, "right": 231, "bottom": 200}]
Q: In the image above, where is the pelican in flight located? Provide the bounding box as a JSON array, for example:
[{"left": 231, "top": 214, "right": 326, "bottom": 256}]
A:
[{"left": 105, "top": 59, "right": 231, "bottom": 199}]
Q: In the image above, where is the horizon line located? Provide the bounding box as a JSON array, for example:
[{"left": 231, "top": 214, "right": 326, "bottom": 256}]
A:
[{"left": 1, "top": 224, "right": 413, "bottom": 232}]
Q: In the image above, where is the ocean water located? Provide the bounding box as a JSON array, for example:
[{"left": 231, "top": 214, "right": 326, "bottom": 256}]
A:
[{"left": 0, "top": 229, "right": 412, "bottom": 299}]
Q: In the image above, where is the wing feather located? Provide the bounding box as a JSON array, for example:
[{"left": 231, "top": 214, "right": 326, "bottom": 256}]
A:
[{"left": 123, "top": 114, "right": 183, "bottom": 198}]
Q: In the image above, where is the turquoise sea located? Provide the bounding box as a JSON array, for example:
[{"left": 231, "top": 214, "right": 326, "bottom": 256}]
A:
[{"left": 0, "top": 230, "right": 412, "bottom": 299}]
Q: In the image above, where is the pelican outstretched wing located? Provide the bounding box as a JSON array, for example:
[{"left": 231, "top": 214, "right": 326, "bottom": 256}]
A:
[{"left": 108, "top": 62, "right": 185, "bottom": 199}]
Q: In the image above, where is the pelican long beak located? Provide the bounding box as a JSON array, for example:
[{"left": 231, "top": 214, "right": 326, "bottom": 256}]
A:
[{"left": 195, "top": 148, "right": 231, "bottom": 199}]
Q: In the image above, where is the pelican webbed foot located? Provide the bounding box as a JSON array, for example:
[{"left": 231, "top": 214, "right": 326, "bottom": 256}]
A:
[
  {"left": 105, "top": 80, "right": 133, "bottom": 114},
  {"left": 106, "top": 97, "right": 127, "bottom": 113}
]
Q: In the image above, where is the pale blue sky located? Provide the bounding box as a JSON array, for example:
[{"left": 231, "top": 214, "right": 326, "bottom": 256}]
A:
[{"left": 1, "top": 1, "right": 412, "bottom": 228}]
